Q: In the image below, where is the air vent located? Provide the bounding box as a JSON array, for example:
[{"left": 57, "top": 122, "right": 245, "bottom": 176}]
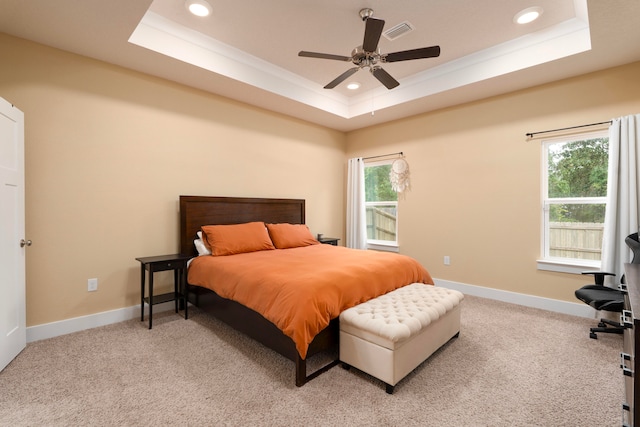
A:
[{"left": 383, "top": 21, "right": 414, "bottom": 41}]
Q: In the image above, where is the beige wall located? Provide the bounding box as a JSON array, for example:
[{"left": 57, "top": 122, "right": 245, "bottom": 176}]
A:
[
  {"left": 3, "top": 30, "right": 640, "bottom": 328},
  {"left": 346, "top": 61, "right": 640, "bottom": 303},
  {"left": 0, "top": 34, "right": 346, "bottom": 326}
]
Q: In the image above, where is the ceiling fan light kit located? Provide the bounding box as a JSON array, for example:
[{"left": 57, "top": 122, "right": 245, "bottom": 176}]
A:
[{"left": 298, "top": 8, "right": 441, "bottom": 90}]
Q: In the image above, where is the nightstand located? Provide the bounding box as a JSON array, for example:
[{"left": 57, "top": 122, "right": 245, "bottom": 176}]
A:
[
  {"left": 135, "top": 254, "right": 191, "bottom": 329},
  {"left": 318, "top": 237, "right": 340, "bottom": 246}
]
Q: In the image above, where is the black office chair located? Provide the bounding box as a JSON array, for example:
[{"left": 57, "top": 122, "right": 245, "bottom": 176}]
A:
[
  {"left": 574, "top": 232, "right": 640, "bottom": 339},
  {"left": 575, "top": 271, "right": 624, "bottom": 339},
  {"left": 627, "top": 232, "right": 640, "bottom": 264}
]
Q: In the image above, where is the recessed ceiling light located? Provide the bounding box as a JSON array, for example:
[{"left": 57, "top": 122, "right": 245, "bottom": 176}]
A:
[
  {"left": 514, "top": 7, "right": 543, "bottom": 25},
  {"left": 185, "top": 0, "right": 212, "bottom": 17},
  {"left": 347, "top": 82, "right": 361, "bottom": 90}
]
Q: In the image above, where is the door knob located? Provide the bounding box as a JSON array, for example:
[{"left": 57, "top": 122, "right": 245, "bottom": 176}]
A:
[{"left": 20, "top": 239, "right": 32, "bottom": 247}]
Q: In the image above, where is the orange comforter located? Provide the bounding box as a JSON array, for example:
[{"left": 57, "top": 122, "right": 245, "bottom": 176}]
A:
[{"left": 187, "top": 244, "right": 433, "bottom": 359}]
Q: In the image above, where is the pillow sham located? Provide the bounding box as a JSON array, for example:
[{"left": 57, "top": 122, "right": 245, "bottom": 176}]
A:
[
  {"left": 202, "top": 222, "right": 275, "bottom": 256},
  {"left": 194, "top": 238, "right": 211, "bottom": 256},
  {"left": 266, "top": 223, "right": 320, "bottom": 249},
  {"left": 193, "top": 231, "right": 212, "bottom": 256}
]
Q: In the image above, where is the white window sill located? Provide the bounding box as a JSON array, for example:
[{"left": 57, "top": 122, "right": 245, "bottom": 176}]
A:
[
  {"left": 537, "top": 258, "right": 601, "bottom": 275},
  {"left": 367, "top": 242, "right": 399, "bottom": 253}
]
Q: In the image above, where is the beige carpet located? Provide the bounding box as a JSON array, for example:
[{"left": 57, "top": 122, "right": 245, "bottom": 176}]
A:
[{"left": 0, "top": 295, "right": 623, "bottom": 426}]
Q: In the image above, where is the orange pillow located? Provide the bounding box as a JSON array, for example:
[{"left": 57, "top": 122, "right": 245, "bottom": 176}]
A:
[
  {"left": 201, "top": 222, "right": 275, "bottom": 256},
  {"left": 266, "top": 223, "right": 320, "bottom": 249}
]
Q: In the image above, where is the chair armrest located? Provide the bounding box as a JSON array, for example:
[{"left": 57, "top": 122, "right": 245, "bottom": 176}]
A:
[{"left": 582, "top": 270, "right": 615, "bottom": 286}]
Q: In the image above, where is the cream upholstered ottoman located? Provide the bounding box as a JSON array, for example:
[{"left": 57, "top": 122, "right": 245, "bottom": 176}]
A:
[{"left": 339, "top": 283, "right": 463, "bottom": 394}]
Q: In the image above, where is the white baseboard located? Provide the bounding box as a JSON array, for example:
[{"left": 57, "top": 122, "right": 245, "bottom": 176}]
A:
[
  {"left": 434, "top": 278, "right": 597, "bottom": 319},
  {"left": 26, "top": 301, "right": 176, "bottom": 343},
  {"left": 27, "top": 281, "right": 597, "bottom": 343}
]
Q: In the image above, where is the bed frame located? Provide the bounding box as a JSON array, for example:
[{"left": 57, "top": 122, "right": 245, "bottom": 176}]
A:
[{"left": 179, "top": 195, "right": 339, "bottom": 386}]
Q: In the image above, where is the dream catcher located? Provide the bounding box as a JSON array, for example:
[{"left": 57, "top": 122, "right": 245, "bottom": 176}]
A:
[{"left": 390, "top": 156, "right": 411, "bottom": 194}]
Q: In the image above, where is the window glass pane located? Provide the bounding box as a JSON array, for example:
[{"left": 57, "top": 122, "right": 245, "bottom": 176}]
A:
[
  {"left": 549, "top": 203, "right": 606, "bottom": 223},
  {"left": 365, "top": 164, "right": 398, "bottom": 202},
  {"left": 548, "top": 203, "right": 605, "bottom": 260},
  {"left": 542, "top": 133, "right": 609, "bottom": 265},
  {"left": 547, "top": 138, "right": 608, "bottom": 198},
  {"left": 364, "top": 161, "right": 398, "bottom": 246},
  {"left": 366, "top": 204, "right": 397, "bottom": 242}
]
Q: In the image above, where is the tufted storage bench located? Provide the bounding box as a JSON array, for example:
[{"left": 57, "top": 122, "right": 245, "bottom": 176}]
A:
[{"left": 339, "top": 283, "right": 463, "bottom": 393}]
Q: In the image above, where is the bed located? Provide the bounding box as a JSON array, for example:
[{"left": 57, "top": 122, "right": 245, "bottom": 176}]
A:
[{"left": 179, "top": 195, "right": 432, "bottom": 387}]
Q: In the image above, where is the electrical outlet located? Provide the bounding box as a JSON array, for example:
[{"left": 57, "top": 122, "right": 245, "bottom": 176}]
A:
[
  {"left": 444, "top": 256, "right": 451, "bottom": 266},
  {"left": 88, "top": 278, "right": 98, "bottom": 292}
]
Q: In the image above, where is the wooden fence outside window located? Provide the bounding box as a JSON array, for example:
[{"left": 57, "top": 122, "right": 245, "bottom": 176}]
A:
[
  {"left": 549, "top": 222, "right": 604, "bottom": 260},
  {"left": 366, "top": 206, "right": 397, "bottom": 241}
]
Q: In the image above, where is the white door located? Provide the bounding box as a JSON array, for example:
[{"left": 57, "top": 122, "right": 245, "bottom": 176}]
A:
[{"left": 0, "top": 97, "right": 26, "bottom": 371}]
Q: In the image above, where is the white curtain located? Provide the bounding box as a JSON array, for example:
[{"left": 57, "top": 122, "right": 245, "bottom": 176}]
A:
[
  {"left": 601, "top": 114, "right": 640, "bottom": 284},
  {"left": 346, "top": 157, "right": 367, "bottom": 249}
]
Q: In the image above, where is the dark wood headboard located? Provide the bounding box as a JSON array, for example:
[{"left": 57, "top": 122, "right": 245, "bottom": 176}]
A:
[{"left": 179, "top": 196, "right": 306, "bottom": 256}]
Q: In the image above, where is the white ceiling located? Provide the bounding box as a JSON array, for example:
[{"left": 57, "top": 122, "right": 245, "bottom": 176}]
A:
[{"left": 1, "top": 0, "right": 639, "bottom": 131}]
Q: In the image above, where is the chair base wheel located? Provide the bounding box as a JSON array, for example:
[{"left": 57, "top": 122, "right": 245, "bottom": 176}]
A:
[{"left": 588, "top": 320, "right": 624, "bottom": 339}]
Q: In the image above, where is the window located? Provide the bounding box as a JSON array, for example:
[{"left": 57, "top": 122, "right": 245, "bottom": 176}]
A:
[
  {"left": 365, "top": 160, "right": 398, "bottom": 250},
  {"left": 540, "top": 131, "right": 609, "bottom": 272}
]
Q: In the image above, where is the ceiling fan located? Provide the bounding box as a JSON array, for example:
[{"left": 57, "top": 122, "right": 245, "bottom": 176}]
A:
[{"left": 298, "top": 8, "right": 441, "bottom": 90}]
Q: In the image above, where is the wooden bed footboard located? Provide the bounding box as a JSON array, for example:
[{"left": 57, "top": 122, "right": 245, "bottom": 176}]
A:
[
  {"left": 179, "top": 196, "right": 339, "bottom": 386},
  {"left": 188, "top": 286, "right": 339, "bottom": 386}
]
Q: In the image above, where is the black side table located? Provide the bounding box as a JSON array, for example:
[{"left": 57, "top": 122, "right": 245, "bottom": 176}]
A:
[
  {"left": 135, "top": 254, "right": 191, "bottom": 329},
  {"left": 318, "top": 237, "right": 340, "bottom": 246}
]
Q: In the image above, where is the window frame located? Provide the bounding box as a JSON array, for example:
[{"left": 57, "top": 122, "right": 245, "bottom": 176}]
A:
[
  {"left": 538, "top": 130, "right": 608, "bottom": 273},
  {"left": 364, "top": 159, "right": 399, "bottom": 252}
]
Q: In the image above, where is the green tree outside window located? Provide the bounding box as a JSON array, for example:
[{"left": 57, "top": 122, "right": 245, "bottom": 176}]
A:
[{"left": 547, "top": 138, "right": 608, "bottom": 223}]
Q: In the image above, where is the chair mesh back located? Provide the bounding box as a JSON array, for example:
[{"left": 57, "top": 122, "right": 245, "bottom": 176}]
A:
[{"left": 626, "top": 232, "right": 640, "bottom": 264}]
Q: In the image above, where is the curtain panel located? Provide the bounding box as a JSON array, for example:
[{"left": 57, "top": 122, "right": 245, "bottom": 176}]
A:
[
  {"left": 346, "top": 158, "right": 367, "bottom": 249},
  {"left": 601, "top": 114, "right": 640, "bottom": 284}
]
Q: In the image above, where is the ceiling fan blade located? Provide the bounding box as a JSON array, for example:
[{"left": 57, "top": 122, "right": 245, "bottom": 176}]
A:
[
  {"left": 324, "top": 67, "right": 360, "bottom": 89},
  {"left": 372, "top": 67, "right": 399, "bottom": 90},
  {"left": 383, "top": 46, "right": 441, "bottom": 63},
  {"left": 362, "top": 18, "right": 385, "bottom": 52},
  {"left": 298, "top": 51, "right": 352, "bottom": 61}
]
